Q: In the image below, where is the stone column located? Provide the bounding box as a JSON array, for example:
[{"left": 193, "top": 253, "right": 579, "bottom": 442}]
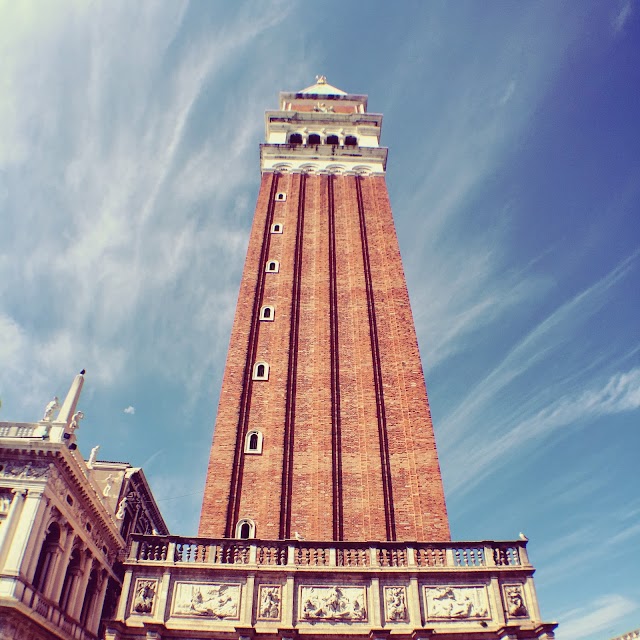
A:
[
  {"left": 49, "top": 526, "right": 75, "bottom": 603},
  {"left": 0, "top": 489, "right": 25, "bottom": 568},
  {"left": 88, "top": 570, "right": 110, "bottom": 635},
  {"left": 116, "top": 569, "right": 134, "bottom": 621},
  {"left": 69, "top": 553, "right": 93, "bottom": 620},
  {"left": 2, "top": 487, "right": 44, "bottom": 577},
  {"left": 24, "top": 496, "right": 53, "bottom": 582}
]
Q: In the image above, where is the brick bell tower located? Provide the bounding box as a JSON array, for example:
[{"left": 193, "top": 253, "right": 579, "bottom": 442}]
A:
[
  {"left": 105, "top": 79, "right": 557, "bottom": 640},
  {"left": 199, "top": 76, "right": 450, "bottom": 543}
]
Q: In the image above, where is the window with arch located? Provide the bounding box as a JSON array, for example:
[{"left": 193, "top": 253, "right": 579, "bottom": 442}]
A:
[
  {"left": 275, "top": 192, "right": 287, "bottom": 202},
  {"left": 236, "top": 518, "right": 256, "bottom": 539},
  {"left": 265, "top": 260, "right": 279, "bottom": 273},
  {"left": 308, "top": 133, "right": 321, "bottom": 145},
  {"left": 252, "top": 361, "right": 269, "bottom": 381},
  {"left": 244, "top": 430, "right": 264, "bottom": 454},
  {"left": 260, "top": 305, "right": 275, "bottom": 321},
  {"left": 271, "top": 223, "right": 283, "bottom": 234},
  {"left": 345, "top": 135, "right": 358, "bottom": 146},
  {"left": 326, "top": 134, "right": 339, "bottom": 145},
  {"left": 289, "top": 133, "right": 302, "bottom": 144}
]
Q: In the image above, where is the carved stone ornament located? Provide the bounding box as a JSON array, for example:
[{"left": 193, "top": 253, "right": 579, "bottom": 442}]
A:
[
  {"left": 384, "top": 586, "right": 408, "bottom": 622},
  {"left": 424, "top": 586, "right": 490, "bottom": 620},
  {"left": 503, "top": 585, "right": 528, "bottom": 618},
  {"left": 132, "top": 578, "right": 158, "bottom": 615},
  {"left": 0, "top": 460, "right": 50, "bottom": 480},
  {"left": 172, "top": 582, "right": 241, "bottom": 619},
  {"left": 300, "top": 586, "right": 367, "bottom": 621},
  {"left": 257, "top": 585, "right": 281, "bottom": 620}
]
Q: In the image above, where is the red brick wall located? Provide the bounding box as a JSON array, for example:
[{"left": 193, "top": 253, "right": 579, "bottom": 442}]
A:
[{"left": 199, "top": 171, "right": 450, "bottom": 542}]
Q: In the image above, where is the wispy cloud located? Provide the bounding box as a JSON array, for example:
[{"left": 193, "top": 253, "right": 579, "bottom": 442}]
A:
[
  {"left": 559, "top": 594, "right": 639, "bottom": 640},
  {"left": 124, "top": 406, "right": 135, "bottom": 415},
  {"left": 612, "top": 0, "right": 633, "bottom": 34}
]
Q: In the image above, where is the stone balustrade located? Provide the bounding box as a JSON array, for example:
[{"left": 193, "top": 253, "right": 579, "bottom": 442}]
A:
[
  {"left": 0, "top": 423, "right": 39, "bottom": 438},
  {"left": 129, "top": 534, "right": 528, "bottom": 570}
]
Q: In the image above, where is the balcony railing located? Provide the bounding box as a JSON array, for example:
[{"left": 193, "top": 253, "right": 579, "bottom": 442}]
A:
[
  {"left": 0, "top": 422, "right": 39, "bottom": 438},
  {"left": 129, "top": 536, "right": 529, "bottom": 570}
]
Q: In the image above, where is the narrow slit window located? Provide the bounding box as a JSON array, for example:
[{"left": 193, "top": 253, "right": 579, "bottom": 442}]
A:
[
  {"left": 260, "top": 305, "right": 274, "bottom": 321},
  {"left": 271, "top": 223, "right": 283, "bottom": 234},
  {"left": 253, "top": 361, "right": 269, "bottom": 380},
  {"left": 265, "top": 260, "right": 279, "bottom": 273}
]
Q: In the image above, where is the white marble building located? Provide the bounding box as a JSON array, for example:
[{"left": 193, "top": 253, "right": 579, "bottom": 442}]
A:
[{"left": 0, "top": 372, "right": 167, "bottom": 640}]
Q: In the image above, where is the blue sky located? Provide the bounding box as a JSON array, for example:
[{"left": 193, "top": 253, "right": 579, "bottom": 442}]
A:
[{"left": 1, "top": 1, "right": 639, "bottom": 638}]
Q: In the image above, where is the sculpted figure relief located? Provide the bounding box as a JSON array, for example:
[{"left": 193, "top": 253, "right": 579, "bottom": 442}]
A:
[
  {"left": 258, "top": 586, "right": 281, "bottom": 620},
  {"left": 172, "top": 582, "right": 240, "bottom": 619},
  {"left": 69, "top": 411, "right": 84, "bottom": 432},
  {"left": 301, "top": 586, "right": 367, "bottom": 621},
  {"left": 505, "top": 586, "right": 528, "bottom": 617},
  {"left": 116, "top": 496, "right": 128, "bottom": 520},
  {"left": 425, "top": 586, "right": 489, "bottom": 619},
  {"left": 385, "top": 586, "right": 408, "bottom": 621},
  {"left": 133, "top": 579, "right": 156, "bottom": 614}
]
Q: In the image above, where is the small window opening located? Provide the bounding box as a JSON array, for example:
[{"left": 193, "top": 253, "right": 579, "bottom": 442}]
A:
[
  {"left": 236, "top": 518, "right": 256, "bottom": 539},
  {"left": 271, "top": 223, "right": 283, "bottom": 233},
  {"left": 253, "top": 362, "right": 269, "bottom": 380},
  {"left": 345, "top": 135, "right": 358, "bottom": 146},
  {"left": 260, "top": 305, "right": 274, "bottom": 321},
  {"left": 326, "top": 134, "right": 339, "bottom": 145},
  {"left": 275, "top": 192, "right": 287, "bottom": 201},
  {"left": 289, "top": 133, "right": 302, "bottom": 144},
  {"left": 265, "top": 260, "right": 279, "bottom": 273},
  {"left": 245, "top": 430, "right": 263, "bottom": 454},
  {"left": 308, "top": 133, "right": 321, "bottom": 145}
]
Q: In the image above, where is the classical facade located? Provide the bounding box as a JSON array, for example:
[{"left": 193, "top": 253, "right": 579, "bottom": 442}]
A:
[
  {"left": 0, "top": 371, "right": 168, "bottom": 640},
  {"left": 104, "top": 79, "right": 557, "bottom": 640}
]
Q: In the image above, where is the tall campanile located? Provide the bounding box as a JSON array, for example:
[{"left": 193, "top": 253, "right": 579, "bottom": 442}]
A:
[
  {"left": 199, "top": 77, "right": 449, "bottom": 543},
  {"left": 111, "top": 79, "right": 556, "bottom": 640}
]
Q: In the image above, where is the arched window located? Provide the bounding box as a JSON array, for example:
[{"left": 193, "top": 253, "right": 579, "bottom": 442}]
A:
[
  {"left": 326, "top": 134, "right": 339, "bottom": 145},
  {"left": 345, "top": 135, "right": 358, "bottom": 146},
  {"left": 244, "top": 430, "right": 264, "bottom": 454},
  {"left": 253, "top": 362, "right": 269, "bottom": 380},
  {"left": 32, "top": 522, "right": 61, "bottom": 594},
  {"left": 289, "top": 133, "right": 302, "bottom": 144},
  {"left": 308, "top": 133, "right": 321, "bottom": 145},
  {"left": 236, "top": 518, "right": 256, "bottom": 539},
  {"left": 265, "top": 260, "right": 279, "bottom": 273},
  {"left": 271, "top": 223, "right": 283, "bottom": 234},
  {"left": 260, "top": 305, "right": 274, "bottom": 321},
  {"left": 275, "top": 192, "right": 287, "bottom": 201}
]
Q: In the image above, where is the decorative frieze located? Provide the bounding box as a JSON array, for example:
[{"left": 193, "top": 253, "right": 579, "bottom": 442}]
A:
[
  {"left": 172, "top": 582, "right": 241, "bottom": 619},
  {"left": 300, "top": 586, "right": 367, "bottom": 621},
  {"left": 0, "top": 460, "right": 50, "bottom": 480},
  {"left": 424, "top": 586, "right": 490, "bottom": 620}
]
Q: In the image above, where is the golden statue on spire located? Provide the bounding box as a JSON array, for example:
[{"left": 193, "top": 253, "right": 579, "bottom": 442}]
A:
[{"left": 315, "top": 75, "right": 327, "bottom": 84}]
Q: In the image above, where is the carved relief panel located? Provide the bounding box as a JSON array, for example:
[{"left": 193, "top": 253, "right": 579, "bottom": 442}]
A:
[
  {"left": 257, "top": 585, "right": 281, "bottom": 621},
  {"left": 503, "top": 584, "right": 529, "bottom": 618},
  {"left": 384, "top": 586, "right": 408, "bottom": 622},
  {"left": 424, "top": 585, "right": 490, "bottom": 620},
  {"left": 300, "top": 586, "right": 367, "bottom": 621},
  {"left": 172, "top": 582, "right": 241, "bottom": 619},
  {"left": 131, "top": 578, "right": 158, "bottom": 615}
]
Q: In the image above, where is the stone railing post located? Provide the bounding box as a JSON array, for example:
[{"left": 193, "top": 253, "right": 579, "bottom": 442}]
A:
[
  {"left": 287, "top": 544, "right": 296, "bottom": 565},
  {"left": 249, "top": 542, "right": 258, "bottom": 565},
  {"left": 484, "top": 543, "right": 496, "bottom": 567},
  {"left": 166, "top": 540, "right": 176, "bottom": 563},
  {"left": 329, "top": 547, "right": 337, "bottom": 566},
  {"left": 445, "top": 546, "right": 455, "bottom": 566},
  {"left": 369, "top": 546, "right": 379, "bottom": 567},
  {"left": 406, "top": 546, "right": 416, "bottom": 567}
]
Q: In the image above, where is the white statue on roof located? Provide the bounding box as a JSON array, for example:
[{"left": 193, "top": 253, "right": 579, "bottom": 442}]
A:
[
  {"left": 43, "top": 396, "right": 60, "bottom": 421},
  {"left": 87, "top": 445, "right": 100, "bottom": 469}
]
